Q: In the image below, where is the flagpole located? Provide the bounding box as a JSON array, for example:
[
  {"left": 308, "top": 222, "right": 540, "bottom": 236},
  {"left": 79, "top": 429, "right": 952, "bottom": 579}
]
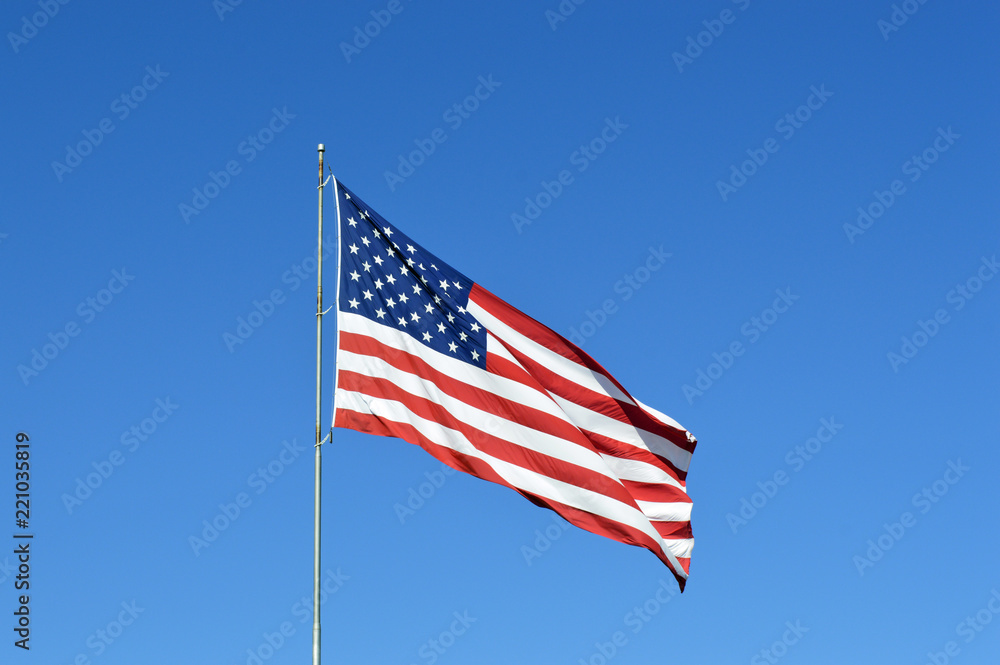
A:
[{"left": 313, "top": 143, "right": 326, "bottom": 665}]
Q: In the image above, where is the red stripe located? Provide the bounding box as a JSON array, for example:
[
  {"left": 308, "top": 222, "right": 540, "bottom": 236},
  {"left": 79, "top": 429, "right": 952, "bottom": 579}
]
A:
[
  {"left": 342, "top": 332, "right": 594, "bottom": 448},
  {"left": 486, "top": 349, "right": 689, "bottom": 484},
  {"left": 651, "top": 520, "right": 693, "bottom": 540},
  {"left": 472, "top": 284, "right": 695, "bottom": 454},
  {"left": 337, "top": 369, "right": 641, "bottom": 510},
  {"left": 620, "top": 479, "right": 691, "bottom": 505},
  {"left": 336, "top": 409, "right": 688, "bottom": 590},
  {"left": 342, "top": 331, "right": 687, "bottom": 485},
  {"left": 585, "top": 431, "right": 687, "bottom": 484},
  {"left": 341, "top": 330, "right": 690, "bottom": 499},
  {"left": 488, "top": 338, "right": 696, "bottom": 475}
]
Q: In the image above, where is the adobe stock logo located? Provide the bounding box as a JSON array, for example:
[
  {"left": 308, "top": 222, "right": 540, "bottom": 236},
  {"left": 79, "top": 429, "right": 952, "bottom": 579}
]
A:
[
  {"left": 384, "top": 76, "right": 502, "bottom": 192},
  {"left": 852, "top": 459, "right": 968, "bottom": 576},
  {"left": 189, "top": 439, "right": 306, "bottom": 556},
  {"left": 7, "top": 0, "right": 73, "bottom": 54},
  {"left": 392, "top": 463, "right": 456, "bottom": 524},
  {"left": 682, "top": 288, "right": 799, "bottom": 403},
  {"left": 511, "top": 117, "right": 628, "bottom": 233},
  {"left": 409, "top": 611, "right": 477, "bottom": 665},
  {"left": 671, "top": 0, "right": 753, "bottom": 73},
  {"left": 886, "top": 254, "right": 997, "bottom": 372},
  {"left": 61, "top": 398, "right": 179, "bottom": 514},
  {"left": 566, "top": 245, "right": 671, "bottom": 348},
  {"left": 725, "top": 417, "right": 844, "bottom": 534},
  {"left": 843, "top": 127, "right": 959, "bottom": 243},
  {"left": 715, "top": 85, "right": 833, "bottom": 202},
  {"left": 576, "top": 579, "right": 678, "bottom": 665},
  {"left": 51, "top": 67, "right": 170, "bottom": 182},
  {"left": 877, "top": 0, "right": 932, "bottom": 41},
  {"left": 340, "top": 0, "right": 412, "bottom": 63},
  {"left": 179, "top": 107, "right": 295, "bottom": 223},
  {"left": 545, "top": 0, "right": 587, "bottom": 31},
  {"left": 17, "top": 269, "right": 135, "bottom": 386}
]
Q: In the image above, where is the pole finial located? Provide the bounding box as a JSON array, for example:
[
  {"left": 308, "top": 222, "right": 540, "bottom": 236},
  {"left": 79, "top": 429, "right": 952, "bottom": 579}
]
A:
[{"left": 318, "top": 143, "right": 325, "bottom": 152}]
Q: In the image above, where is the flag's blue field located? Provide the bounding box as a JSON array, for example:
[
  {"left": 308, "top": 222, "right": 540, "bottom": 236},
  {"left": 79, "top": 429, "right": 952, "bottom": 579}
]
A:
[{"left": 2, "top": 1, "right": 998, "bottom": 664}]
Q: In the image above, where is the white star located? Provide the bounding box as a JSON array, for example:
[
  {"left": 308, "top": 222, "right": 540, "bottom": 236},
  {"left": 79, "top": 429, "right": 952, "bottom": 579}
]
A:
[
  {"left": 361, "top": 209, "right": 371, "bottom": 219},
  {"left": 458, "top": 306, "right": 467, "bottom": 314},
  {"left": 400, "top": 266, "right": 409, "bottom": 276},
  {"left": 412, "top": 284, "right": 421, "bottom": 295},
  {"left": 471, "top": 350, "right": 480, "bottom": 361},
  {"left": 374, "top": 255, "right": 384, "bottom": 266},
  {"left": 431, "top": 264, "right": 438, "bottom": 270},
  {"left": 407, "top": 244, "right": 416, "bottom": 254},
  {"left": 373, "top": 228, "right": 381, "bottom": 238},
  {"left": 383, "top": 226, "right": 393, "bottom": 237},
  {"left": 421, "top": 276, "right": 429, "bottom": 284},
  {"left": 437, "top": 323, "right": 446, "bottom": 334},
  {"left": 398, "top": 317, "right": 407, "bottom": 327},
  {"left": 422, "top": 332, "right": 433, "bottom": 342},
  {"left": 386, "top": 274, "right": 396, "bottom": 285},
  {"left": 447, "top": 313, "right": 455, "bottom": 323},
  {"left": 362, "top": 261, "right": 372, "bottom": 272},
  {"left": 459, "top": 332, "right": 468, "bottom": 341},
  {"left": 348, "top": 298, "right": 359, "bottom": 309},
  {"left": 374, "top": 278, "right": 384, "bottom": 289},
  {"left": 349, "top": 244, "right": 359, "bottom": 254},
  {"left": 386, "top": 297, "right": 396, "bottom": 308},
  {"left": 361, "top": 236, "right": 371, "bottom": 247},
  {"left": 418, "top": 263, "right": 426, "bottom": 271},
  {"left": 424, "top": 303, "right": 434, "bottom": 314},
  {"left": 410, "top": 312, "right": 420, "bottom": 323},
  {"left": 344, "top": 192, "right": 352, "bottom": 200},
  {"left": 448, "top": 342, "right": 458, "bottom": 353},
  {"left": 375, "top": 308, "right": 386, "bottom": 319},
  {"left": 434, "top": 295, "right": 442, "bottom": 305},
  {"left": 348, "top": 216, "right": 357, "bottom": 227},
  {"left": 349, "top": 271, "right": 360, "bottom": 281},
  {"left": 439, "top": 280, "right": 449, "bottom": 291},
  {"left": 470, "top": 322, "right": 480, "bottom": 332},
  {"left": 453, "top": 281, "right": 462, "bottom": 290},
  {"left": 398, "top": 293, "right": 409, "bottom": 304},
  {"left": 407, "top": 258, "right": 416, "bottom": 267},
  {"left": 362, "top": 290, "right": 373, "bottom": 301},
  {"left": 386, "top": 246, "right": 395, "bottom": 257}
]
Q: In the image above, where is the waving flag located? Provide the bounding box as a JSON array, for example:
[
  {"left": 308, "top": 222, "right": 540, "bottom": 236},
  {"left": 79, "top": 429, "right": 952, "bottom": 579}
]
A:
[{"left": 332, "top": 181, "right": 697, "bottom": 589}]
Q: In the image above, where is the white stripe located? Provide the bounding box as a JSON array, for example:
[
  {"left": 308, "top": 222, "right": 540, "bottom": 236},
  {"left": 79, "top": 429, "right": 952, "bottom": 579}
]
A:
[
  {"left": 488, "top": 332, "right": 692, "bottom": 478},
  {"left": 636, "top": 500, "right": 693, "bottom": 522},
  {"left": 475, "top": 305, "right": 695, "bottom": 479},
  {"left": 664, "top": 537, "right": 694, "bottom": 560},
  {"left": 635, "top": 398, "right": 690, "bottom": 437},
  {"left": 336, "top": 388, "right": 686, "bottom": 577},
  {"left": 339, "top": 311, "right": 689, "bottom": 496},
  {"left": 471, "top": 300, "right": 635, "bottom": 405},
  {"left": 550, "top": 394, "right": 693, "bottom": 473},
  {"left": 339, "top": 313, "right": 570, "bottom": 425},
  {"left": 342, "top": 314, "right": 689, "bottom": 478},
  {"left": 338, "top": 348, "right": 630, "bottom": 488},
  {"left": 600, "top": 454, "right": 685, "bottom": 491},
  {"left": 337, "top": 311, "right": 692, "bottom": 575}
]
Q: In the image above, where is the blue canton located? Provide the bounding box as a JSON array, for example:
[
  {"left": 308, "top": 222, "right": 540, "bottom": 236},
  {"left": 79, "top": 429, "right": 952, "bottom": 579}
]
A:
[{"left": 337, "top": 183, "right": 487, "bottom": 369}]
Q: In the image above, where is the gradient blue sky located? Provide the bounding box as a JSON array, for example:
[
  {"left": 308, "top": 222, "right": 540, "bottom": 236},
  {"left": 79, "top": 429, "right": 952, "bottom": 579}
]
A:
[{"left": 3, "top": 1, "right": 999, "bottom": 664}]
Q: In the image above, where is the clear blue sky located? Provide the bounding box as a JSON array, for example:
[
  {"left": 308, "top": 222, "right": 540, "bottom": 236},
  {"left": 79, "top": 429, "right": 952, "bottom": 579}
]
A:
[{"left": 3, "top": 1, "right": 999, "bottom": 663}]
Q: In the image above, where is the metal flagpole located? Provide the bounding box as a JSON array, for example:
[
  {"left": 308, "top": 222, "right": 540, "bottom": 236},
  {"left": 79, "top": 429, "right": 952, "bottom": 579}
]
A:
[{"left": 313, "top": 143, "right": 326, "bottom": 665}]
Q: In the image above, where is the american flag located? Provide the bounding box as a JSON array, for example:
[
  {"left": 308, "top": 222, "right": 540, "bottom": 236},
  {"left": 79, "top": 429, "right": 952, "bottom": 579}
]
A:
[{"left": 332, "top": 181, "right": 697, "bottom": 589}]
